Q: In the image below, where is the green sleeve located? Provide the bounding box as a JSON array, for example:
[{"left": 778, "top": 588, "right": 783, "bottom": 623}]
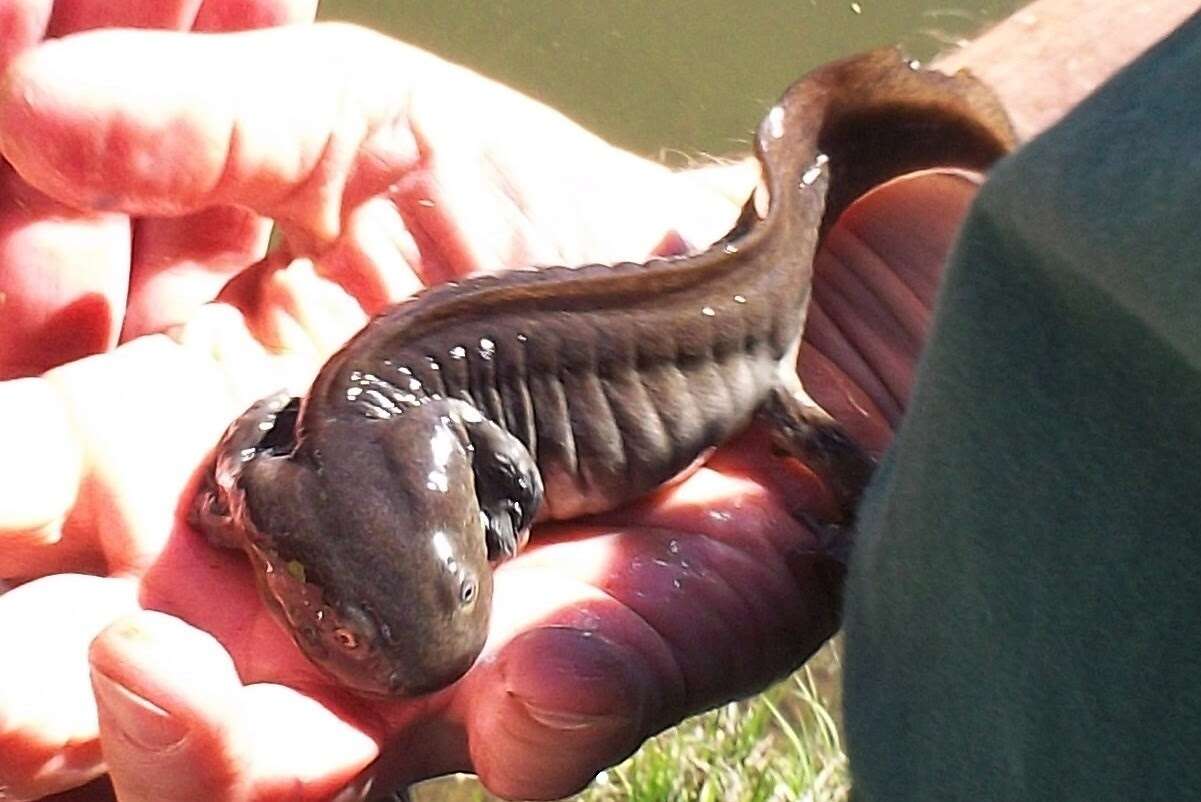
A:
[{"left": 843, "top": 11, "right": 1201, "bottom": 801}]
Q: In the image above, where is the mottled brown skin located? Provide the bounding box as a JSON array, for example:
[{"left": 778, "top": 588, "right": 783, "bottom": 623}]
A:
[{"left": 192, "top": 48, "right": 1017, "bottom": 697}]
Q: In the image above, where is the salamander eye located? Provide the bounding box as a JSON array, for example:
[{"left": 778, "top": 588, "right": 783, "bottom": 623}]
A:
[{"left": 459, "top": 578, "right": 478, "bottom": 608}]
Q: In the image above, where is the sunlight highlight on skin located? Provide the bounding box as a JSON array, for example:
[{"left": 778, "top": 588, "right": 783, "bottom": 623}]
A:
[{"left": 653, "top": 466, "right": 765, "bottom": 508}]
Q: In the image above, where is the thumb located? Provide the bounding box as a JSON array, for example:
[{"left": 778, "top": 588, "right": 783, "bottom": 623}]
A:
[
  {"left": 91, "top": 611, "right": 378, "bottom": 802},
  {"left": 0, "top": 23, "right": 435, "bottom": 245},
  {"left": 90, "top": 612, "right": 251, "bottom": 801},
  {"left": 460, "top": 624, "right": 660, "bottom": 800}
]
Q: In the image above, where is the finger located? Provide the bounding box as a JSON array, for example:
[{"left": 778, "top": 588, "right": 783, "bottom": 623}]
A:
[
  {"left": 193, "top": 0, "right": 318, "bottom": 30},
  {"left": 0, "top": 0, "right": 52, "bottom": 72},
  {"left": 458, "top": 461, "right": 838, "bottom": 799},
  {"left": 91, "top": 611, "right": 378, "bottom": 802},
  {"left": 0, "top": 574, "right": 138, "bottom": 800},
  {"left": 0, "top": 24, "right": 429, "bottom": 243},
  {"left": 122, "top": 208, "right": 272, "bottom": 340},
  {"left": 380, "top": 100, "right": 740, "bottom": 289},
  {"left": 120, "top": 0, "right": 320, "bottom": 340},
  {"left": 0, "top": 164, "right": 130, "bottom": 379},
  {"left": 805, "top": 171, "right": 981, "bottom": 429},
  {"left": 0, "top": 22, "right": 736, "bottom": 285},
  {"left": 2, "top": 245, "right": 369, "bottom": 580},
  {"left": 46, "top": 0, "right": 203, "bottom": 37},
  {"left": 0, "top": 378, "right": 95, "bottom": 578},
  {"left": 461, "top": 621, "right": 663, "bottom": 800},
  {"left": 209, "top": 250, "right": 370, "bottom": 376},
  {"left": 312, "top": 196, "right": 428, "bottom": 315},
  {"left": 797, "top": 338, "right": 894, "bottom": 453},
  {"left": 0, "top": 328, "right": 277, "bottom": 579},
  {"left": 455, "top": 557, "right": 670, "bottom": 800},
  {"left": 38, "top": 331, "right": 273, "bottom": 574}
]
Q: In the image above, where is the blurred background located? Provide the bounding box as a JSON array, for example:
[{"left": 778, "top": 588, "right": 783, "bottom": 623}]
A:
[{"left": 318, "top": 1, "right": 1024, "bottom": 162}]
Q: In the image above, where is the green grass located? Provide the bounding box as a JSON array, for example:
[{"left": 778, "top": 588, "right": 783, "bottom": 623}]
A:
[{"left": 412, "top": 641, "right": 849, "bottom": 802}]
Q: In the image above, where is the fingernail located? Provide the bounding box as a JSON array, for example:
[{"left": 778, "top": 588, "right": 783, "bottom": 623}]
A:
[
  {"left": 504, "top": 629, "right": 649, "bottom": 734},
  {"left": 92, "top": 671, "right": 187, "bottom": 751}
]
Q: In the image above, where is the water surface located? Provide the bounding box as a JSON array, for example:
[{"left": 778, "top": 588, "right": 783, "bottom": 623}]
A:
[{"left": 319, "top": 1, "right": 1025, "bottom": 160}]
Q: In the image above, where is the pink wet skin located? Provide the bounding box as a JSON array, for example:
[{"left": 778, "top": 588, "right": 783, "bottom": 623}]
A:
[{"left": 0, "top": 1, "right": 1195, "bottom": 800}]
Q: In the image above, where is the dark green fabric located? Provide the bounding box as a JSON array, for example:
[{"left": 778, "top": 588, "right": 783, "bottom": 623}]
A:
[{"left": 843, "top": 12, "right": 1201, "bottom": 801}]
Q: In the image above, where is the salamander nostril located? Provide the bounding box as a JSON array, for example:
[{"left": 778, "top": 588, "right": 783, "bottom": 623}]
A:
[{"left": 334, "top": 628, "right": 360, "bottom": 649}]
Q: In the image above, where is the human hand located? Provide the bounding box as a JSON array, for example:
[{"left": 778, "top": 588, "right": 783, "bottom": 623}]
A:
[
  {"left": 3, "top": 0, "right": 1187, "bottom": 797},
  {"left": 0, "top": 20, "right": 860, "bottom": 801},
  {"left": 0, "top": 0, "right": 318, "bottom": 381}
]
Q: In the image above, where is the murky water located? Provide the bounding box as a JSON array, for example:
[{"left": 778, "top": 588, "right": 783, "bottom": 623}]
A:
[{"left": 318, "top": 1, "right": 1025, "bottom": 160}]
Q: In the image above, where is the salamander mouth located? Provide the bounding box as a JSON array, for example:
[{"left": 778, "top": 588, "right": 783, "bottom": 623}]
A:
[
  {"left": 245, "top": 542, "right": 482, "bottom": 696},
  {"left": 241, "top": 543, "right": 407, "bottom": 692}
]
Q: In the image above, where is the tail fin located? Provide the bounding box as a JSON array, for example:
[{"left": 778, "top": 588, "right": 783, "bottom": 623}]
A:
[{"left": 757, "top": 48, "right": 1018, "bottom": 236}]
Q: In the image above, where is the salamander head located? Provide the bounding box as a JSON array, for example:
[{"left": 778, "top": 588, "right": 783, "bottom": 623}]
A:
[{"left": 200, "top": 395, "right": 541, "bottom": 697}]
